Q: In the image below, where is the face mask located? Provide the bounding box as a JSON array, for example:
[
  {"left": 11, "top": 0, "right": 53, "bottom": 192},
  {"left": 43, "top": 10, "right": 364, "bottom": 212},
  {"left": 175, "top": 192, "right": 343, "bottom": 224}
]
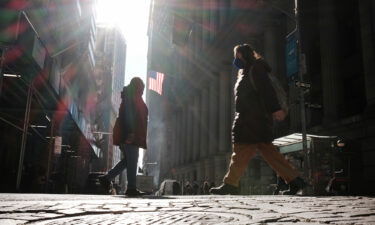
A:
[{"left": 233, "top": 58, "right": 245, "bottom": 69}]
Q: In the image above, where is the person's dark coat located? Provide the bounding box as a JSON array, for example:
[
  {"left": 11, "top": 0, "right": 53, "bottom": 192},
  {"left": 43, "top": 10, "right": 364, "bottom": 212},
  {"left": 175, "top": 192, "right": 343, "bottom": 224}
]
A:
[
  {"left": 118, "top": 87, "right": 148, "bottom": 148},
  {"left": 232, "top": 58, "right": 281, "bottom": 144},
  {"left": 127, "top": 96, "right": 148, "bottom": 149},
  {"left": 117, "top": 88, "right": 128, "bottom": 144}
]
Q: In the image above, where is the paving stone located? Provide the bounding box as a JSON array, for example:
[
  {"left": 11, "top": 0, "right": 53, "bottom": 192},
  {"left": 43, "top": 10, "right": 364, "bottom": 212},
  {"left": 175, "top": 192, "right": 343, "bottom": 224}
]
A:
[
  {"left": 49, "top": 204, "right": 81, "bottom": 210},
  {"left": 128, "top": 203, "right": 150, "bottom": 208},
  {"left": 1, "top": 194, "right": 374, "bottom": 224},
  {"left": 102, "top": 204, "right": 132, "bottom": 210},
  {"left": 170, "top": 203, "right": 194, "bottom": 207},
  {"left": 204, "top": 207, "right": 227, "bottom": 212},
  {"left": 0, "top": 219, "right": 27, "bottom": 225},
  {"left": 57, "top": 208, "right": 86, "bottom": 214},
  {"left": 133, "top": 207, "right": 158, "bottom": 212},
  {"left": 348, "top": 211, "right": 375, "bottom": 217},
  {"left": 159, "top": 207, "right": 183, "bottom": 211},
  {"left": 0, "top": 213, "right": 41, "bottom": 221},
  {"left": 104, "top": 207, "right": 134, "bottom": 212},
  {"left": 182, "top": 207, "right": 208, "bottom": 211},
  {"left": 270, "top": 222, "right": 322, "bottom": 225},
  {"left": 149, "top": 202, "right": 171, "bottom": 207},
  {"left": 250, "top": 212, "right": 284, "bottom": 220}
]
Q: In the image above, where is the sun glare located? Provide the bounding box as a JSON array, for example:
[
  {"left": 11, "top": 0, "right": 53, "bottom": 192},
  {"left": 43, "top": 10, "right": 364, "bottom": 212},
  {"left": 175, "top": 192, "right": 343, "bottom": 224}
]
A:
[
  {"left": 95, "top": 0, "right": 150, "bottom": 84},
  {"left": 96, "top": 0, "right": 149, "bottom": 41},
  {"left": 96, "top": 0, "right": 124, "bottom": 26},
  {"left": 96, "top": 0, "right": 150, "bottom": 164}
]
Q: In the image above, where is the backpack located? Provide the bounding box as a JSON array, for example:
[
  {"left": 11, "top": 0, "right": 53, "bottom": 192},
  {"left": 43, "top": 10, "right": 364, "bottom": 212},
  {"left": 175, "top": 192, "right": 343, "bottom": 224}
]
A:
[
  {"left": 249, "top": 68, "right": 289, "bottom": 115},
  {"left": 112, "top": 117, "right": 122, "bottom": 146},
  {"left": 113, "top": 97, "right": 126, "bottom": 146}
]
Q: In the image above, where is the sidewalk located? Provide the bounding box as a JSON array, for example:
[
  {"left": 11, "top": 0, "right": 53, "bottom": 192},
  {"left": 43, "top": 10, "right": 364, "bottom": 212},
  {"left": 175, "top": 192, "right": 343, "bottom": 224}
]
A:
[{"left": 0, "top": 194, "right": 374, "bottom": 224}]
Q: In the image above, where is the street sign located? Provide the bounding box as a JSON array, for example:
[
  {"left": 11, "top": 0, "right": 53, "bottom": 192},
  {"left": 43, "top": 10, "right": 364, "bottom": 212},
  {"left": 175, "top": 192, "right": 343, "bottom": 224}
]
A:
[{"left": 286, "top": 31, "right": 298, "bottom": 78}]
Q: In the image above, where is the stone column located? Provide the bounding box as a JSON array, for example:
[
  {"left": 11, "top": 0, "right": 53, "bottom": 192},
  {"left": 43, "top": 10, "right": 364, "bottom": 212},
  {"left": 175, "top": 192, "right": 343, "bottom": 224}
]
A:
[
  {"left": 196, "top": 0, "right": 203, "bottom": 58},
  {"left": 181, "top": 166, "right": 189, "bottom": 184},
  {"left": 175, "top": 110, "right": 183, "bottom": 167},
  {"left": 319, "top": 0, "right": 343, "bottom": 123},
  {"left": 218, "top": 0, "right": 228, "bottom": 28},
  {"left": 208, "top": 76, "right": 219, "bottom": 156},
  {"left": 186, "top": 102, "right": 193, "bottom": 163},
  {"left": 202, "top": 0, "right": 209, "bottom": 49},
  {"left": 175, "top": 113, "right": 179, "bottom": 167},
  {"left": 199, "top": 162, "right": 205, "bottom": 184},
  {"left": 195, "top": 162, "right": 204, "bottom": 187},
  {"left": 218, "top": 70, "right": 231, "bottom": 153},
  {"left": 180, "top": 107, "right": 187, "bottom": 165},
  {"left": 209, "top": 0, "right": 218, "bottom": 41},
  {"left": 169, "top": 114, "right": 175, "bottom": 168},
  {"left": 175, "top": 112, "right": 181, "bottom": 168},
  {"left": 204, "top": 158, "right": 215, "bottom": 184},
  {"left": 200, "top": 88, "right": 209, "bottom": 159},
  {"left": 358, "top": 0, "right": 375, "bottom": 109},
  {"left": 193, "top": 95, "right": 200, "bottom": 161}
]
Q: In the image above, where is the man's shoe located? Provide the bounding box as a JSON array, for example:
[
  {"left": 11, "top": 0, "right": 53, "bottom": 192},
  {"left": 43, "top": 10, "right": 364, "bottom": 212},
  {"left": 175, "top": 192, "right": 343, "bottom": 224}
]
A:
[
  {"left": 98, "top": 175, "right": 111, "bottom": 192},
  {"left": 125, "top": 189, "right": 146, "bottom": 197},
  {"left": 209, "top": 183, "right": 239, "bottom": 195},
  {"left": 283, "top": 177, "right": 307, "bottom": 195}
]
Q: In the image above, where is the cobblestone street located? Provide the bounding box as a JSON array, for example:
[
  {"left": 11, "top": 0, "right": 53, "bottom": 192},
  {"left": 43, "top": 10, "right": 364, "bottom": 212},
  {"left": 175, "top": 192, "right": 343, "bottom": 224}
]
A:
[{"left": 0, "top": 194, "right": 374, "bottom": 224}]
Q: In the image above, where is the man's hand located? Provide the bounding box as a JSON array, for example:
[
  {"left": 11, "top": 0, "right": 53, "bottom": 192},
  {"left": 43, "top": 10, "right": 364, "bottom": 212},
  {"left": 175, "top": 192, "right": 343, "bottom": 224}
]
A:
[{"left": 272, "top": 110, "right": 286, "bottom": 121}]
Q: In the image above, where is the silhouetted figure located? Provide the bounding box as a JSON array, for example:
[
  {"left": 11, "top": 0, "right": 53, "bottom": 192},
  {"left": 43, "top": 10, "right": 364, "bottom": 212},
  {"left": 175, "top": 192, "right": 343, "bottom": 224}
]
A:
[
  {"left": 202, "top": 181, "right": 210, "bottom": 195},
  {"left": 184, "top": 181, "right": 193, "bottom": 195},
  {"left": 210, "top": 44, "right": 307, "bottom": 195},
  {"left": 99, "top": 77, "right": 148, "bottom": 197}
]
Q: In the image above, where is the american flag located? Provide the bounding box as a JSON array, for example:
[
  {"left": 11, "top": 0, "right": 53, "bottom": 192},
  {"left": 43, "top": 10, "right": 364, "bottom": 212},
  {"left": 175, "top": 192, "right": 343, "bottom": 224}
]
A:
[{"left": 148, "top": 71, "right": 164, "bottom": 95}]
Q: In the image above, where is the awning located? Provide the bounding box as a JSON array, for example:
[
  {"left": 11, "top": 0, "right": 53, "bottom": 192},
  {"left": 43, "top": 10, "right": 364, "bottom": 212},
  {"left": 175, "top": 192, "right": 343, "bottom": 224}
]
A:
[{"left": 273, "top": 133, "right": 337, "bottom": 154}]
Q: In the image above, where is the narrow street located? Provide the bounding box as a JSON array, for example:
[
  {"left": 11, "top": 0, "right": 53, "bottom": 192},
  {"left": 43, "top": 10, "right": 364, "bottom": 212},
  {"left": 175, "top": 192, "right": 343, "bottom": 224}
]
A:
[
  {"left": 1, "top": 1, "right": 375, "bottom": 224},
  {"left": 0, "top": 194, "right": 374, "bottom": 224}
]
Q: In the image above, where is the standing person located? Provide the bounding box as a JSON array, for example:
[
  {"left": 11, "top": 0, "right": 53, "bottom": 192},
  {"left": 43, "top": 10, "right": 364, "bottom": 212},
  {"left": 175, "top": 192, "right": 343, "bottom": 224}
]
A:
[
  {"left": 99, "top": 77, "right": 148, "bottom": 197},
  {"left": 202, "top": 181, "right": 210, "bottom": 195},
  {"left": 209, "top": 44, "right": 306, "bottom": 195}
]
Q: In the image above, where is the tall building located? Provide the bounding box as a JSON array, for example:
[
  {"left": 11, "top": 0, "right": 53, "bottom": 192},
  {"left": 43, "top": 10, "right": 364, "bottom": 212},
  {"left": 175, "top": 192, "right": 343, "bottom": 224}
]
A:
[
  {"left": 93, "top": 26, "right": 127, "bottom": 190},
  {"left": 0, "top": 0, "right": 99, "bottom": 193},
  {"left": 145, "top": 0, "right": 175, "bottom": 187},
  {"left": 147, "top": 0, "right": 375, "bottom": 195}
]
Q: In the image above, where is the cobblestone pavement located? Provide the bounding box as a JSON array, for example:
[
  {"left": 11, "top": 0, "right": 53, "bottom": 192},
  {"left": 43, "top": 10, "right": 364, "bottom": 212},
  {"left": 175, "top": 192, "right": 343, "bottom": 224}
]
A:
[{"left": 0, "top": 194, "right": 374, "bottom": 224}]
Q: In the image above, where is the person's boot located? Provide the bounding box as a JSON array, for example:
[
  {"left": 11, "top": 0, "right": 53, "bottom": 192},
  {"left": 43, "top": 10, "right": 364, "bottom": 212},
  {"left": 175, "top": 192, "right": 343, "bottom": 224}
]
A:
[
  {"left": 98, "top": 175, "right": 111, "bottom": 193},
  {"left": 273, "top": 186, "right": 281, "bottom": 195},
  {"left": 209, "top": 183, "right": 239, "bottom": 195},
  {"left": 125, "top": 188, "right": 146, "bottom": 197},
  {"left": 282, "top": 177, "right": 307, "bottom": 195}
]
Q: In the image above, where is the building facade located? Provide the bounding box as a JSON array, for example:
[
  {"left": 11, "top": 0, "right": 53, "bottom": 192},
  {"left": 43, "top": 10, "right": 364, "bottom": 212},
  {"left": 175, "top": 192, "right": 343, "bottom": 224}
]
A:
[
  {"left": 147, "top": 0, "right": 375, "bottom": 195},
  {"left": 0, "top": 0, "right": 99, "bottom": 193},
  {"left": 93, "top": 26, "right": 127, "bottom": 190}
]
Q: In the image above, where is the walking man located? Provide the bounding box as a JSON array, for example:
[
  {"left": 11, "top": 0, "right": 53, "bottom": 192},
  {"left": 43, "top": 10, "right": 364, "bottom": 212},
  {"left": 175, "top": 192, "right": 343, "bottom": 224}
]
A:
[{"left": 210, "top": 44, "right": 306, "bottom": 195}]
